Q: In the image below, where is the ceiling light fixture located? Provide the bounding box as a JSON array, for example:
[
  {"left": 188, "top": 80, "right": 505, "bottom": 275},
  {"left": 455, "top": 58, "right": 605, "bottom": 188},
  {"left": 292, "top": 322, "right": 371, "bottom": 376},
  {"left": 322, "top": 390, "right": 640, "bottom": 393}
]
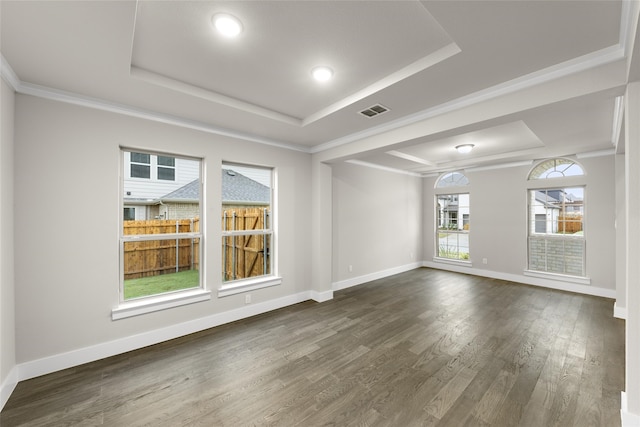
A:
[
  {"left": 212, "top": 13, "right": 243, "bottom": 38},
  {"left": 455, "top": 144, "right": 474, "bottom": 154},
  {"left": 312, "top": 66, "right": 333, "bottom": 82}
]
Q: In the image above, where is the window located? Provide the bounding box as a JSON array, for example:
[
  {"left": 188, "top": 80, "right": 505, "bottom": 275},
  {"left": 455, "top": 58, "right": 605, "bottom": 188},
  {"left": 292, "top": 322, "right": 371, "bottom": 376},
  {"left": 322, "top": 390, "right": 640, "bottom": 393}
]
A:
[
  {"left": 123, "top": 207, "right": 136, "bottom": 221},
  {"left": 436, "top": 193, "right": 470, "bottom": 260},
  {"left": 527, "top": 159, "right": 586, "bottom": 278},
  {"left": 157, "top": 156, "right": 175, "bottom": 181},
  {"left": 529, "top": 158, "right": 584, "bottom": 180},
  {"left": 435, "top": 172, "right": 470, "bottom": 261},
  {"left": 436, "top": 171, "right": 469, "bottom": 187},
  {"left": 130, "top": 152, "right": 151, "bottom": 179},
  {"left": 128, "top": 152, "right": 175, "bottom": 181},
  {"left": 220, "top": 163, "right": 279, "bottom": 295},
  {"left": 119, "top": 150, "right": 203, "bottom": 303}
]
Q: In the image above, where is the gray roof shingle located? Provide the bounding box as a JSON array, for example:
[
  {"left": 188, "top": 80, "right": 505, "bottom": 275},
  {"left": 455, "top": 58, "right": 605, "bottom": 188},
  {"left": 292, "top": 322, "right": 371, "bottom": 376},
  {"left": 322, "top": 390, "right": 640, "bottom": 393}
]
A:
[
  {"left": 159, "top": 169, "right": 270, "bottom": 204},
  {"left": 221, "top": 169, "right": 270, "bottom": 204},
  {"left": 161, "top": 179, "right": 200, "bottom": 201}
]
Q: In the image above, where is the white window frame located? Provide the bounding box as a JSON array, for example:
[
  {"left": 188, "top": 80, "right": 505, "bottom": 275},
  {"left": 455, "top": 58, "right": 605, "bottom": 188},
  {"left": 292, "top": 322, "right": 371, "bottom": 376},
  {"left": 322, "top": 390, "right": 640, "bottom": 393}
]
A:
[
  {"left": 524, "top": 158, "right": 589, "bottom": 283},
  {"left": 219, "top": 163, "right": 281, "bottom": 297},
  {"left": 435, "top": 192, "right": 471, "bottom": 265},
  {"left": 434, "top": 172, "right": 471, "bottom": 266},
  {"left": 113, "top": 149, "right": 210, "bottom": 320}
]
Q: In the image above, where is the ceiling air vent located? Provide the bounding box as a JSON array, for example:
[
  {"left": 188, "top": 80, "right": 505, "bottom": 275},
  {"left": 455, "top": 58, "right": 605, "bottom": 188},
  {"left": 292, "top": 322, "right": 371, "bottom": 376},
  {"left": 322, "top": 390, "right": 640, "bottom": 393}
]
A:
[{"left": 359, "top": 104, "right": 389, "bottom": 118}]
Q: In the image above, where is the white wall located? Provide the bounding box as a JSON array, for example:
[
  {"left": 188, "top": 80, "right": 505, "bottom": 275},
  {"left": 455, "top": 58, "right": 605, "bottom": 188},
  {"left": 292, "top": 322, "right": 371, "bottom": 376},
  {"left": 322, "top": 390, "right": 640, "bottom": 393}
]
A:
[
  {"left": 332, "top": 162, "right": 423, "bottom": 284},
  {"left": 13, "top": 94, "right": 312, "bottom": 365},
  {"left": 423, "top": 156, "right": 616, "bottom": 295},
  {"left": 0, "top": 75, "right": 16, "bottom": 405}
]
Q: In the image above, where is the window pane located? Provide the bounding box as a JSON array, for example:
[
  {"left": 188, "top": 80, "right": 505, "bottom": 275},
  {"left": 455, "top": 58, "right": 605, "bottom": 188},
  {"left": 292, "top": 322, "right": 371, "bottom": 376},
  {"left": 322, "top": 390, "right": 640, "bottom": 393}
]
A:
[
  {"left": 528, "top": 237, "right": 584, "bottom": 276},
  {"left": 157, "top": 156, "right": 175, "bottom": 167},
  {"left": 222, "top": 234, "right": 271, "bottom": 282},
  {"left": 222, "top": 164, "right": 273, "bottom": 283},
  {"left": 123, "top": 207, "right": 135, "bottom": 221},
  {"left": 530, "top": 188, "right": 583, "bottom": 236},
  {"left": 131, "top": 164, "right": 150, "bottom": 178},
  {"left": 122, "top": 150, "right": 202, "bottom": 301},
  {"left": 158, "top": 166, "right": 175, "bottom": 181},
  {"left": 123, "top": 238, "right": 200, "bottom": 299},
  {"left": 436, "top": 171, "right": 469, "bottom": 188},
  {"left": 131, "top": 152, "right": 150, "bottom": 164},
  {"left": 529, "top": 158, "right": 584, "bottom": 180},
  {"left": 436, "top": 192, "right": 470, "bottom": 260},
  {"left": 528, "top": 184, "right": 585, "bottom": 277}
]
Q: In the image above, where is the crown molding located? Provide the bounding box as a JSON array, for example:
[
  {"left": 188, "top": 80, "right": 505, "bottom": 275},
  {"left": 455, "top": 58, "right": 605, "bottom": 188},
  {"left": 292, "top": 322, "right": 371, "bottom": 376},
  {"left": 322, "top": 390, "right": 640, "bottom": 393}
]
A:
[
  {"left": 0, "top": 55, "right": 311, "bottom": 153},
  {"left": 311, "top": 44, "right": 626, "bottom": 155},
  {"left": 612, "top": 95, "right": 625, "bottom": 150},
  {"left": 576, "top": 148, "right": 616, "bottom": 159},
  {"left": 620, "top": 0, "right": 639, "bottom": 59},
  {"left": 0, "top": 53, "right": 20, "bottom": 90}
]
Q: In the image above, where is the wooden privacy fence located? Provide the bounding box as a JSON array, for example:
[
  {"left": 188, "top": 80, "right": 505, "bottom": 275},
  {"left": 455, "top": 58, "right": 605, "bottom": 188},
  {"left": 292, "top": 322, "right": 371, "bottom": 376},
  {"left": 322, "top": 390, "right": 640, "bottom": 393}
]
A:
[
  {"left": 123, "top": 219, "right": 200, "bottom": 280},
  {"left": 558, "top": 213, "right": 583, "bottom": 234},
  {"left": 222, "top": 207, "right": 271, "bottom": 282}
]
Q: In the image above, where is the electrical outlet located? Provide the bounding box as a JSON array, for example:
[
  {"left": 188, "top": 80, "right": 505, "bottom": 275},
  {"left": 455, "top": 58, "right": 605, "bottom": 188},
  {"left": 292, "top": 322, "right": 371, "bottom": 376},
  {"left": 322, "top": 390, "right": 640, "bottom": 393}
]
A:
[
  {"left": 348, "top": 265, "right": 353, "bottom": 272},
  {"left": 482, "top": 258, "right": 488, "bottom": 265},
  {"left": 245, "top": 294, "right": 251, "bottom": 304},
  {"left": 410, "top": 252, "right": 414, "bottom": 260}
]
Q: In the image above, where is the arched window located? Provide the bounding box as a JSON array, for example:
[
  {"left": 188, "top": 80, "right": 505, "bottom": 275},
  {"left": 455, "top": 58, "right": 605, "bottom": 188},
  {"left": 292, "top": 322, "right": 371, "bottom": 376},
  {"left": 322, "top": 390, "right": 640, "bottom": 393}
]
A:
[
  {"left": 528, "top": 158, "right": 584, "bottom": 180},
  {"left": 527, "top": 158, "right": 586, "bottom": 278},
  {"left": 435, "top": 172, "right": 470, "bottom": 261},
  {"left": 436, "top": 171, "right": 469, "bottom": 188}
]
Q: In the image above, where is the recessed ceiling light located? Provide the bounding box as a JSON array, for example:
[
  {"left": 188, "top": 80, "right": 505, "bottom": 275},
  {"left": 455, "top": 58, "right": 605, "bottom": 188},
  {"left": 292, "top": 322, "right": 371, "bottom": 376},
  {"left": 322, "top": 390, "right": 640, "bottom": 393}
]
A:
[
  {"left": 455, "top": 144, "right": 474, "bottom": 154},
  {"left": 212, "top": 13, "right": 243, "bottom": 38},
  {"left": 312, "top": 66, "right": 333, "bottom": 82}
]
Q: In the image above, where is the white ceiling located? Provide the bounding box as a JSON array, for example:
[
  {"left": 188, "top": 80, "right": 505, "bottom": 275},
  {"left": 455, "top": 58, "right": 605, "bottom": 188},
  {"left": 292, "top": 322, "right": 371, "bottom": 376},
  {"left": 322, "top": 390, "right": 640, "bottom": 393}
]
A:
[{"left": 1, "top": 0, "right": 637, "bottom": 175}]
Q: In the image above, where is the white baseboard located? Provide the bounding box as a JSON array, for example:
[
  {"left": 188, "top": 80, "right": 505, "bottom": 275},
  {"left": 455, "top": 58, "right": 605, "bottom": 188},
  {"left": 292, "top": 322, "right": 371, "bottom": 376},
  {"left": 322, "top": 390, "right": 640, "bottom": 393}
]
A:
[
  {"left": 0, "top": 366, "right": 18, "bottom": 411},
  {"left": 310, "top": 289, "right": 333, "bottom": 302},
  {"left": 332, "top": 262, "right": 422, "bottom": 291},
  {"left": 15, "top": 291, "right": 315, "bottom": 383},
  {"left": 621, "top": 391, "right": 640, "bottom": 426},
  {"left": 614, "top": 301, "right": 628, "bottom": 319},
  {"left": 422, "top": 261, "right": 616, "bottom": 299}
]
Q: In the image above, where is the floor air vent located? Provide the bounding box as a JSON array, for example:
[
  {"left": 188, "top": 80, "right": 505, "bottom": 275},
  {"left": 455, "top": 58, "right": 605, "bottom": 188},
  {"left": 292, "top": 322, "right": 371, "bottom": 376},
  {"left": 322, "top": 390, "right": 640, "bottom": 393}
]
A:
[{"left": 359, "top": 104, "right": 389, "bottom": 118}]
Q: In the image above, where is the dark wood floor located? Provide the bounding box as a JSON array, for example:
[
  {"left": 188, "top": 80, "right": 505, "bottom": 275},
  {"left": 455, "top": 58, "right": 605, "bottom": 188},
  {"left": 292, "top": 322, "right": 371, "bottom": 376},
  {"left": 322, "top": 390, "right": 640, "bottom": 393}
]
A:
[{"left": 1, "top": 268, "right": 625, "bottom": 426}]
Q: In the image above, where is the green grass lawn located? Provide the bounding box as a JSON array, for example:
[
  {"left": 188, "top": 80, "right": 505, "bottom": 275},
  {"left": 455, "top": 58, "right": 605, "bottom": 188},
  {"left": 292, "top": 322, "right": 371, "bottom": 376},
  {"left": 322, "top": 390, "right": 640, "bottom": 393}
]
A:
[{"left": 124, "top": 269, "right": 199, "bottom": 300}]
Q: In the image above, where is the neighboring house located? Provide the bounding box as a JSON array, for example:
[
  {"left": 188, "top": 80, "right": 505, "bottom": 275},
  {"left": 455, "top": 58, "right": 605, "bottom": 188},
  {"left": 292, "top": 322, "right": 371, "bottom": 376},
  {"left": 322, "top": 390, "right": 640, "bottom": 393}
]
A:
[
  {"left": 222, "top": 169, "right": 270, "bottom": 209},
  {"left": 124, "top": 168, "right": 270, "bottom": 221},
  {"left": 437, "top": 194, "right": 470, "bottom": 231},
  {"left": 157, "top": 179, "right": 201, "bottom": 220},
  {"left": 530, "top": 189, "right": 583, "bottom": 233},
  {"left": 123, "top": 152, "right": 199, "bottom": 220}
]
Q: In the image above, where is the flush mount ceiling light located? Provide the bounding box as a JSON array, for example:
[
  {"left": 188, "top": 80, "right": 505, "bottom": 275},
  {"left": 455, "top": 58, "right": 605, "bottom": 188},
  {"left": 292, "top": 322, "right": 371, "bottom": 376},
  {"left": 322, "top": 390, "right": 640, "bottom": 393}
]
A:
[
  {"left": 312, "top": 66, "right": 333, "bottom": 82},
  {"left": 455, "top": 144, "right": 475, "bottom": 154},
  {"left": 212, "top": 13, "right": 243, "bottom": 38}
]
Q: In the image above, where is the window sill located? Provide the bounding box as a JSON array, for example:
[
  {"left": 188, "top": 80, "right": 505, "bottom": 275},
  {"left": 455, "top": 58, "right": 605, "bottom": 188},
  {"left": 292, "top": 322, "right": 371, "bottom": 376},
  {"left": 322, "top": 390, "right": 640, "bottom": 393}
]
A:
[
  {"left": 433, "top": 257, "right": 472, "bottom": 267},
  {"left": 218, "top": 276, "right": 282, "bottom": 297},
  {"left": 112, "top": 289, "right": 211, "bottom": 320},
  {"left": 523, "top": 270, "right": 591, "bottom": 285}
]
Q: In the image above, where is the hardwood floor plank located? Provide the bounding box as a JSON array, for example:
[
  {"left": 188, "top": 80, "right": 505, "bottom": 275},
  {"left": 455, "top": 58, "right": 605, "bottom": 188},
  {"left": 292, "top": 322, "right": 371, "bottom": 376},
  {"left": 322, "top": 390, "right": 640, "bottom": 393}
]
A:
[
  {"left": 424, "top": 367, "right": 477, "bottom": 419},
  {"left": 471, "top": 369, "right": 518, "bottom": 424}
]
